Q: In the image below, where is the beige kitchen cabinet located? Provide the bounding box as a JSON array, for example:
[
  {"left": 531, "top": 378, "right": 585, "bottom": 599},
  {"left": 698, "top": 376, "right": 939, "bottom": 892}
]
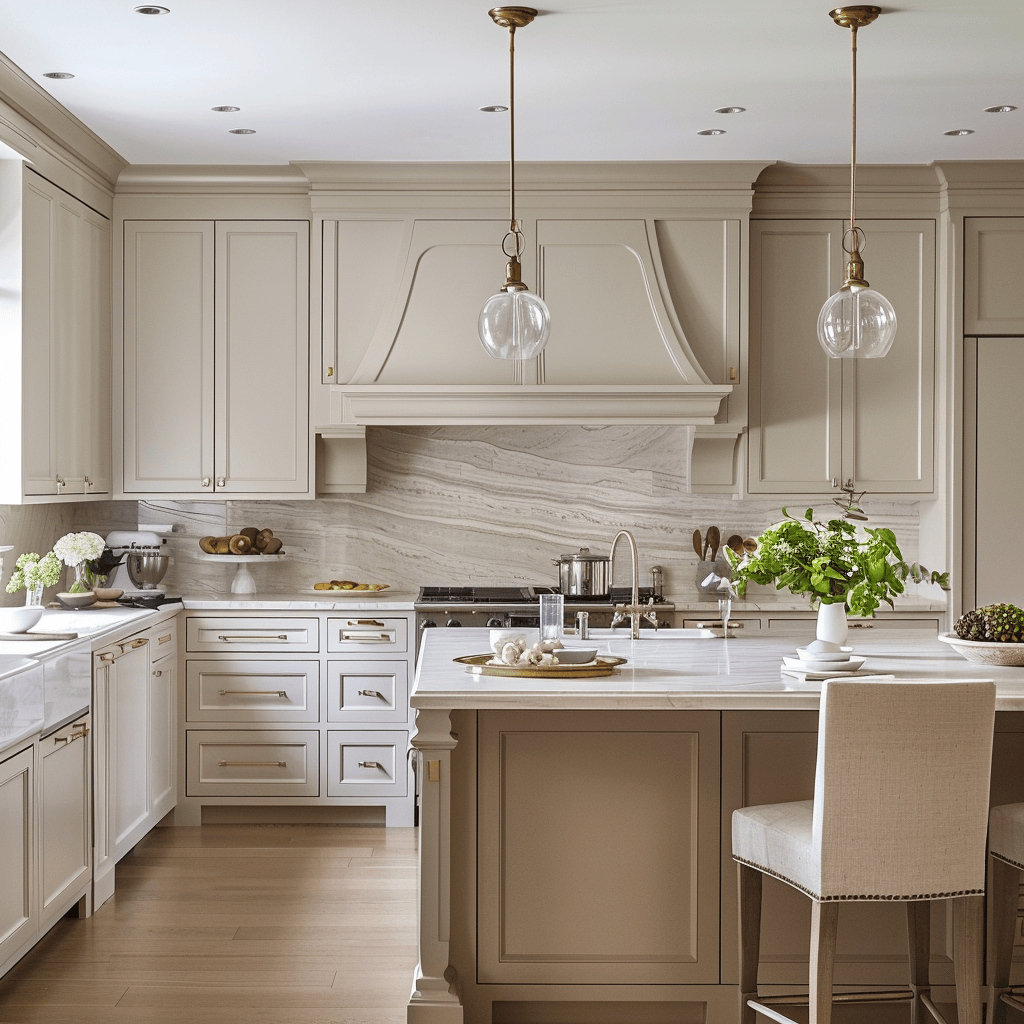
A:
[
  {"left": 0, "top": 746, "right": 35, "bottom": 973},
  {"left": 475, "top": 709, "right": 721, "bottom": 986},
  {"left": 122, "top": 219, "right": 310, "bottom": 498},
  {"left": 180, "top": 611, "right": 415, "bottom": 826},
  {"left": 38, "top": 713, "right": 91, "bottom": 931},
  {"left": 964, "top": 218, "right": 1024, "bottom": 333},
  {"left": 963, "top": 336, "right": 1024, "bottom": 608},
  {"left": 0, "top": 163, "right": 111, "bottom": 503},
  {"left": 93, "top": 621, "right": 179, "bottom": 906},
  {"left": 748, "top": 219, "right": 935, "bottom": 494}
]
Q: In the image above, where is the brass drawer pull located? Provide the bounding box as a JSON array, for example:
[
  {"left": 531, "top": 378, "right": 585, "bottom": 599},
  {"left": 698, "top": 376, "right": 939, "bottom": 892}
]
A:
[
  {"left": 358, "top": 761, "right": 384, "bottom": 770},
  {"left": 348, "top": 619, "right": 385, "bottom": 627},
  {"left": 218, "top": 760, "right": 287, "bottom": 768},
  {"left": 216, "top": 634, "right": 290, "bottom": 642},
  {"left": 357, "top": 689, "right": 385, "bottom": 700},
  {"left": 340, "top": 632, "right": 392, "bottom": 643},
  {"left": 218, "top": 689, "right": 289, "bottom": 697},
  {"left": 98, "top": 652, "right": 115, "bottom": 663},
  {"left": 158, "top": 633, "right": 173, "bottom": 644},
  {"left": 848, "top": 623, "right": 875, "bottom": 629},
  {"left": 54, "top": 723, "right": 89, "bottom": 745},
  {"left": 119, "top": 638, "right": 149, "bottom": 653},
  {"left": 153, "top": 670, "right": 163, "bottom": 677}
]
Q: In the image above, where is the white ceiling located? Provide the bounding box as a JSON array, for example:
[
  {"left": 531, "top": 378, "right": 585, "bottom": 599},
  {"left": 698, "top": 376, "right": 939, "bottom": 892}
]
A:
[{"left": 0, "top": 0, "right": 1021, "bottom": 167}]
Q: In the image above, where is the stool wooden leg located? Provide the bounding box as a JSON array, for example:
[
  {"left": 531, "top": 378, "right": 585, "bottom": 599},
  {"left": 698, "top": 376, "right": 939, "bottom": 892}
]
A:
[
  {"left": 988, "top": 856, "right": 1020, "bottom": 1024},
  {"left": 953, "top": 894, "right": 984, "bottom": 1024},
  {"left": 737, "top": 863, "right": 762, "bottom": 1024},
  {"left": 906, "top": 899, "right": 931, "bottom": 1024},
  {"left": 809, "top": 900, "right": 839, "bottom": 1024}
]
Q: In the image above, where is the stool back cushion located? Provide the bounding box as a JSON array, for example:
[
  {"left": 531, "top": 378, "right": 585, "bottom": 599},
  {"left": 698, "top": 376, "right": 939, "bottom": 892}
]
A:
[{"left": 814, "top": 680, "right": 996, "bottom": 900}]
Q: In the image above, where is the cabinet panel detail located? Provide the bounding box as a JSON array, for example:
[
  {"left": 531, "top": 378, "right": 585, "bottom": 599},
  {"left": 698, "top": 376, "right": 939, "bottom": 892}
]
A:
[
  {"left": 326, "top": 660, "right": 408, "bottom": 723},
  {"left": 186, "top": 660, "right": 319, "bottom": 722},
  {"left": 965, "top": 218, "right": 1024, "bottom": 334},
  {"left": 0, "top": 746, "right": 34, "bottom": 964},
  {"left": 186, "top": 730, "right": 319, "bottom": 796},
  {"left": 186, "top": 617, "right": 319, "bottom": 653},
  {"left": 477, "top": 709, "right": 720, "bottom": 985},
  {"left": 326, "top": 730, "right": 408, "bottom": 797}
]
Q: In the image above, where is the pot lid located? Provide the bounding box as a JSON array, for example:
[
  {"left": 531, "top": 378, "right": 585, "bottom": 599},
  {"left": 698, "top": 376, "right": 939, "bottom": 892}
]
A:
[{"left": 558, "top": 547, "right": 609, "bottom": 562}]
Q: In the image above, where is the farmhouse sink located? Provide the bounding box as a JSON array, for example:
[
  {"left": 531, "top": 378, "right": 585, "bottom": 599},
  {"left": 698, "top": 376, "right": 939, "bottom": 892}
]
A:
[{"left": 579, "top": 627, "right": 718, "bottom": 640}]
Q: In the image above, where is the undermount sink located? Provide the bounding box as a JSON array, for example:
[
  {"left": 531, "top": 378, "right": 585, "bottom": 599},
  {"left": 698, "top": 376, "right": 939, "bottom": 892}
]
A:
[{"left": 587, "top": 627, "right": 717, "bottom": 640}]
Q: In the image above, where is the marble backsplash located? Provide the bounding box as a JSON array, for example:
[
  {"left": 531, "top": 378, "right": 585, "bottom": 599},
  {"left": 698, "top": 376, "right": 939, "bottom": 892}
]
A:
[
  {"left": 3, "top": 426, "right": 928, "bottom": 606},
  {"left": 88, "top": 426, "right": 929, "bottom": 604}
]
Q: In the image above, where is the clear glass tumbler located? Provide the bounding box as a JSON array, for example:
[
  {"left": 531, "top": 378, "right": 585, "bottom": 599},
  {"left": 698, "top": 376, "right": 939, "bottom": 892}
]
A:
[
  {"left": 718, "top": 596, "right": 732, "bottom": 638},
  {"left": 539, "top": 592, "right": 565, "bottom": 641}
]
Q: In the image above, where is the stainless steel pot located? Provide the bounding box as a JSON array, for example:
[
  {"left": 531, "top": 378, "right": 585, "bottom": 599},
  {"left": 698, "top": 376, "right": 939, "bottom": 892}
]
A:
[{"left": 552, "top": 547, "right": 611, "bottom": 597}]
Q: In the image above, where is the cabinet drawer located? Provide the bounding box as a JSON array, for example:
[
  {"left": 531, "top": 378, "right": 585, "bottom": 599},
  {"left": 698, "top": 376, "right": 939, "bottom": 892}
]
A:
[
  {"left": 326, "top": 730, "right": 408, "bottom": 797},
  {"left": 186, "top": 661, "right": 319, "bottom": 723},
  {"left": 326, "top": 660, "right": 408, "bottom": 724},
  {"left": 186, "top": 731, "right": 319, "bottom": 796},
  {"left": 326, "top": 616, "right": 408, "bottom": 654},
  {"left": 150, "top": 619, "right": 178, "bottom": 663},
  {"left": 186, "top": 617, "right": 319, "bottom": 653}
]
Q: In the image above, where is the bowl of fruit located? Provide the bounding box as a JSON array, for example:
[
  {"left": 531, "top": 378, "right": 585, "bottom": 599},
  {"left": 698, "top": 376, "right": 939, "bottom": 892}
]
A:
[{"left": 939, "top": 603, "right": 1024, "bottom": 666}]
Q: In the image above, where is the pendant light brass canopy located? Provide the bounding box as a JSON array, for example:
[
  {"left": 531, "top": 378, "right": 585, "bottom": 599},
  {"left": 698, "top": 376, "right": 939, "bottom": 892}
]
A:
[
  {"left": 478, "top": 6, "right": 552, "bottom": 361},
  {"left": 816, "top": 5, "right": 897, "bottom": 359}
]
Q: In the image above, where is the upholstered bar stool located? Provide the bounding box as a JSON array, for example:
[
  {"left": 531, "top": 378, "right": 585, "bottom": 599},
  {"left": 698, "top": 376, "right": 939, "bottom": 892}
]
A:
[
  {"left": 733, "top": 679, "right": 997, "bottom": 1024},
  {"left": 987, "top": 802, "right": 1024, "bottom": 1022}
]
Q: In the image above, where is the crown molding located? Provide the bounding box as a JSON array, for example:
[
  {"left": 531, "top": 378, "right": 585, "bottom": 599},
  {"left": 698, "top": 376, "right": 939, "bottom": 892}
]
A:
[{"left": 115, "top": 163, "right": 310, "bottom": 195}]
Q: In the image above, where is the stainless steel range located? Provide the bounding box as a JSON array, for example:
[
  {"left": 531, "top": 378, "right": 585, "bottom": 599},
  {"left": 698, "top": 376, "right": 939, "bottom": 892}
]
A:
[{"left": 414, "top": 585, "right": 674, "bottom": 648}]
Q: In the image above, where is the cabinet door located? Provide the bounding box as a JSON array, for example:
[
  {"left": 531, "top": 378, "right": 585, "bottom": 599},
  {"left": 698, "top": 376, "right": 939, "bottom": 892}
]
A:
[
  {"left": 123, "top": 220, "right": 215, "bottom": 493},
  {"left": 81, "top": 209, "right": 112, "bottom": 496},
  {"left": 0, "top": 746, "right": 35, "bottom": 968},
  {"left": 214, "top": 221, "right": 309, "bottom": 494},
  {"left": 477, "top": 709, "right": 720, "bottom": 985},
  {"left": 39, "top": 715, "right": 91, "bottom": 930},
  {"left": 748, "top": 221, "right": 843, "bottom": 492},
  {"left": 965, "top": 218, "right": 1024, "bottom": 334},
  {"left": 842, "top": 219, "right": 935, "bottom": 492},
  {"left": 110, "top": 642, "right": 151, "bottom": 862},
  {"left": 149, "top": 656, "right": 176, "bottom": 821}
]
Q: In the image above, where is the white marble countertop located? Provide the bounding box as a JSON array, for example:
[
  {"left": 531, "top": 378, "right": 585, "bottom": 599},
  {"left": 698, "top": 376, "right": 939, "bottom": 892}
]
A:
[
  {"left": 0, "top": 605, "right": 175, "bottom": 659},
  {"left": 180, "top": 592, "right": 418, "bottom": 611},
  {"left": 411, "top": 627, "right": 1024, "bottom": 711}
]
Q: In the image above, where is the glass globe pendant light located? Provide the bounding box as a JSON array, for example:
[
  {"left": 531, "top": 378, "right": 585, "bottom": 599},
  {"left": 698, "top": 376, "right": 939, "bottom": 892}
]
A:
[
  {"left": 478, "top": 6, "right": 551, "bottom": 360},
  {"left": 817, "top": 6, "right": 896, "bottom": 360}
]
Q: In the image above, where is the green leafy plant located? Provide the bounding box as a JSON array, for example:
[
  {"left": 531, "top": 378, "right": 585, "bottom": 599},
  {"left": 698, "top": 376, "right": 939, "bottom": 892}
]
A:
[
  {"left": 725, "top": 508, "right": 949, "bottom": 618},
  {"left": 5, "top": 551, "right": 61, "bottom": 594}
]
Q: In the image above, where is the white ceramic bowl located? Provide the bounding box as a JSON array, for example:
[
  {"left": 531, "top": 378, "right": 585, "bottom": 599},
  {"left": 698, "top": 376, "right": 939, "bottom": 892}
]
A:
[
  {"left": 554, "top": 648, "right": 599, "bottom": 665},
  {"left": 56, "top": 592, "right": 97, "bottom": 609},
  {"left": 0, "top": 606, "right": 44, "bottom": 633},
  {"left": 796, "top": 641, "right": 853, "bottom": 662},
  {"left": 938, "top": 632, "right": 1024, "bottom": 666}
]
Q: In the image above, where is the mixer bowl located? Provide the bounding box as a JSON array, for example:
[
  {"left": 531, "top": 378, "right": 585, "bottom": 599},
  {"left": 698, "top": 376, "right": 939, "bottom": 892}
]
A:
[{"left": 126, "top": 553, "right": 169, "bottom": 590}]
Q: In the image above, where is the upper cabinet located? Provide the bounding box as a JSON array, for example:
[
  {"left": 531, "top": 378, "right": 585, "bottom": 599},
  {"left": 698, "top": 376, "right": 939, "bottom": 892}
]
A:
[
  {"left": 747, "top": 218, "right": 935, "bottom": 494},
  {"left": 121, "top": 220, "right": 311, "bottom": 499},
  {"left": 0, "top": 164, "right": 111, "bottom": 504},
  {"left": 964, "top": 218, "right": 1024, "bottom": 334},
  {"left": 306, "top": 162, "right": 765, "bottom": 427}
]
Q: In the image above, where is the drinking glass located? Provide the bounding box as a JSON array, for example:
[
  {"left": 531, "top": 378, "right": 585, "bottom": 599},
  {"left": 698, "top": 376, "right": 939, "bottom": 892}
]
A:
[
  {"left": 718, "top": 596, "right": 732, "bottom": 638},
  {"left": 539, "top": 592, "right": 565, "bottom": 640}
]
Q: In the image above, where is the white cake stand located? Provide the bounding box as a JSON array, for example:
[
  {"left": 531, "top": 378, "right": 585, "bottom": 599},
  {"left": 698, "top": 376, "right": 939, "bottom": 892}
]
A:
[{"left": 196, "top": 553, "right": 286, "bottom": 595}]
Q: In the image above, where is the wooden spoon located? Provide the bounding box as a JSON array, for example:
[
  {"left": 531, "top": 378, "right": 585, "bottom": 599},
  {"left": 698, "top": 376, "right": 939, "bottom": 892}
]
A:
[
  {"left": 706, "top": 525, "right": 720, "bottom": 562},
  {"left": 743, "top": 537, "right": 758, "bottom": 555},
  {"left": 692, "top": 529, "right": 703, "bottom": 559},
  {"left": 726, "top": 534, "right": 744, "bottom": 556}
]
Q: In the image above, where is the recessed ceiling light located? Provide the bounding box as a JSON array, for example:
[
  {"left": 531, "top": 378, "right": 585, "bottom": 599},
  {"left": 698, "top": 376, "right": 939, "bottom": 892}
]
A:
[
  {"left": 944, "top": 128, "right": 975, "bottom": 136},
  {"left": 984, "top": 105, "right": 1017, "bottom": 113},
  {"left": 134, "top": 5, "right": 170, "bottom": 13},
  {"left": 212, "top": 106, "right": 240, "bottom": 113},
  {"left": 229, "top": 128, "right": 256, "bottom": 135},
  {"left": 479, "top": 105, "right": 508, "bottom": 113},
  {"left": 43, "top": 72, "right": 74, "bottom": 80},
  {"left": 697, "top": 129, "right": 726, "bottom": 136},
  {"left": 714, "top": 106, "right": 746, "bottom": 114}
]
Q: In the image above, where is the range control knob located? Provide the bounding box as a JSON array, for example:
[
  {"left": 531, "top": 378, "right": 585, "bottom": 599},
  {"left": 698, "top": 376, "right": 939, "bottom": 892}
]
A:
[
  {"left": 420, "top": 620, "right": 437, "bottom": 630},
  {"left": 446, "top": 618, "right": 463, "bottom": 627},
  {"left": 486, "top": 617, "right": 504, "bottom": 628}
]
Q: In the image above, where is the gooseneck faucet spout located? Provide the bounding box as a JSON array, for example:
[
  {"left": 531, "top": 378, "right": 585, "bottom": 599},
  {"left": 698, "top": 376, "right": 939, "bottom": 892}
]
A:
[{"left": 610, "top": 529, "right": 642, "bottom": 640}]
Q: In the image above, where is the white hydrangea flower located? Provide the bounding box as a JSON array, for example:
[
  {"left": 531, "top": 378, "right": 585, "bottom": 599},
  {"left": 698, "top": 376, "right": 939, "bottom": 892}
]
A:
[{"left": 53, "top": 531, "right": 106, "bottom": 567}]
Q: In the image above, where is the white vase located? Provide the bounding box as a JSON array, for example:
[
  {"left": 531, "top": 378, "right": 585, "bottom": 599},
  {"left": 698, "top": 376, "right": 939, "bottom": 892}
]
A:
[{"left": 816, "top": 602, "right": 849, "bottom": 645}]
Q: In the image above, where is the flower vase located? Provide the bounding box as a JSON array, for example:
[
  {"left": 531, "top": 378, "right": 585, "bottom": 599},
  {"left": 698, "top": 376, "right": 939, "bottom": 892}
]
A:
[
  {"left": 24, "top": 582, "right": 44, "bottom": 607},
  {"left": 69, "top": 563, "right": 92, "bottom": 594},
  {"left": 816, "top": 602, "right": 849, "bottom": 645}
]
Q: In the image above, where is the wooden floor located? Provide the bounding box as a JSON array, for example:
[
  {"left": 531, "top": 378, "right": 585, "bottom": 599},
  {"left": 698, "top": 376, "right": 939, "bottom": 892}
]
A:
[{"left": 0, "top": 824, "right": 418, "bottom": 1024}]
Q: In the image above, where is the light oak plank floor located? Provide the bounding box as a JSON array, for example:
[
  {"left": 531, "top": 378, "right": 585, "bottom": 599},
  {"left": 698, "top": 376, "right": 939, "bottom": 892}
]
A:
[{"left": 0, "top": 824, "right": 418, "bottom": 1024}]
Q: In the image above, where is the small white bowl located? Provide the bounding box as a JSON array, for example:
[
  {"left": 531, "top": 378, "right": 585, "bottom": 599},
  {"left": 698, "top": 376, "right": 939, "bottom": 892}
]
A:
[
  {"left": 92, "top": 588, "right": 124, "bottom": 602},
  {"left": 796, "top": 641, "right": 853, "bottom": 662},
  {"left": 56, "top": 592, "right": 97, "bottom": 609},
  {"left": 554, "top": 648, "right": 599, "bottom": 665},
  {"left": 0, "top": 606, "right": 44, "bottom": 633}
]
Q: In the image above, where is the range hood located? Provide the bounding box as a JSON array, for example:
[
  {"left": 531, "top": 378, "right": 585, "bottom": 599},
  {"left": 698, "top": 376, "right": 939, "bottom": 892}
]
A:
[{"left": 306, "top": 161, "right": 770, "bottom": 429}]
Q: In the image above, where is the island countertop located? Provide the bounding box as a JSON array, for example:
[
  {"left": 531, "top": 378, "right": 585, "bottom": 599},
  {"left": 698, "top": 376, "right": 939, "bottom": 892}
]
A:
[{"left": 412, "top": 626, "right": 1024, "bottom": 711}]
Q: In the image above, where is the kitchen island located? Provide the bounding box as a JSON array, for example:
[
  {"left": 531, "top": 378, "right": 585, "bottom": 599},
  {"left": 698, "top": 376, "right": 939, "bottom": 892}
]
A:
[{"left": 409, "top": 628, "right": 1024, "bottom": 1024}]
